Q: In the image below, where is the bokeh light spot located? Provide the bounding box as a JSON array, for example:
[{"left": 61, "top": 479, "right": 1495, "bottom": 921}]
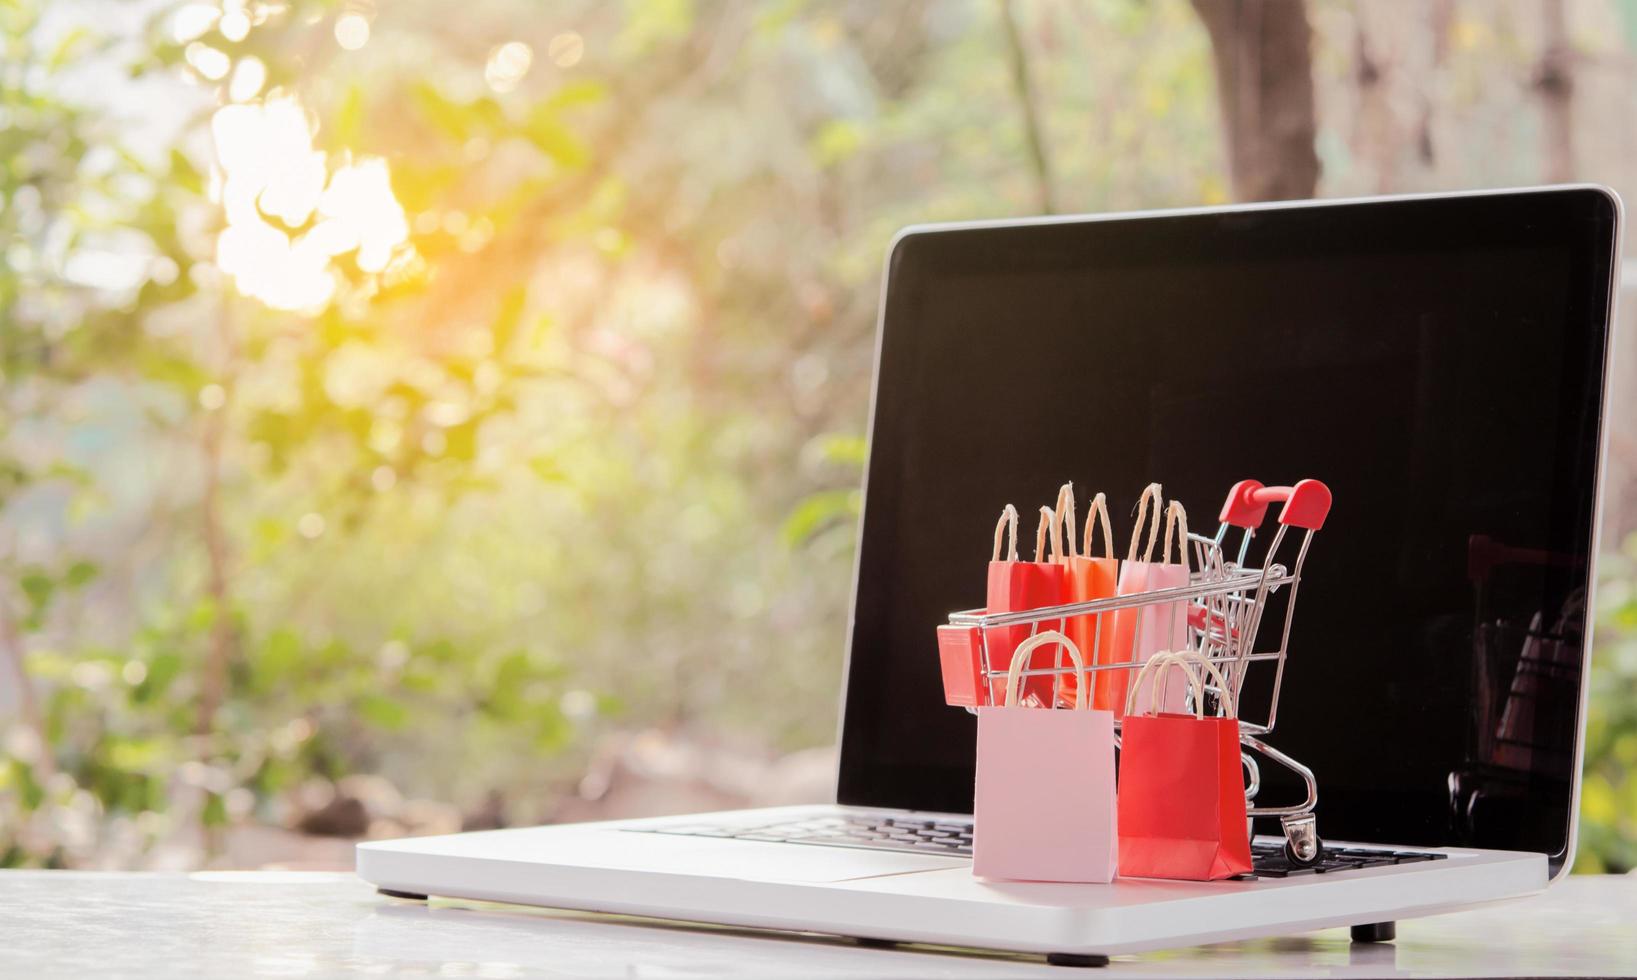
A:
[
  {"left": 297, "top": 513, "right": 326, "bottom": 539},
  {"left": 229, "top": 56, "right": 266, "bottom": 103},
  {"left": 170, "top": 3, "right": 219, "bottom": 43},
  {"left": 485, "top": 41, "right": 533, "bottom": 92},
  {"left": 219, "top": 10, "right": 251, "bottom": 42},
  {"left": 185, "top": 42, "right": 231, "bottom": 81},
  {"left": 198, "top": 384, "right": 227, "bottom": 411},
  {"left": 334, "top": 13, "right": 371, "bottom": 51},
  {"left": 548, "top": 31, "right": 584, "bottom": 68}
]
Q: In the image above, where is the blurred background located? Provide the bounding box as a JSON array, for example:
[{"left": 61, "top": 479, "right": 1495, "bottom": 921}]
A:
[{"left": 1, "top": 0, "right": 1635, "bottom": 873}]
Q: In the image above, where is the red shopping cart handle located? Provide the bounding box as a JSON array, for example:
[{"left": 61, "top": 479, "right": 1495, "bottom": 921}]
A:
[
  {"left": 1219, "top": 479, "right": 1331, "bottom": 531},
  {"left": 1187, "top": 604, "right": 1240, "bottom": 637}
]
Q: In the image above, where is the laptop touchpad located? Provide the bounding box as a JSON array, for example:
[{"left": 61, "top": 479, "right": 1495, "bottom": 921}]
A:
[{"left": 369, "top": 826, "right": 968, "bottom": 883}]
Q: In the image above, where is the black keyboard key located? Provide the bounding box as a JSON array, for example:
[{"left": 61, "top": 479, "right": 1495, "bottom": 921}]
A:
[{"left": 1314, "top": 861, "right": 1363, "bottom": 874}]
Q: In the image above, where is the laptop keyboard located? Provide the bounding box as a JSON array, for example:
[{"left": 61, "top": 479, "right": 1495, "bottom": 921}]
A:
[{"left": 637, "top": 814, "right": 1447, "bottom": 879}]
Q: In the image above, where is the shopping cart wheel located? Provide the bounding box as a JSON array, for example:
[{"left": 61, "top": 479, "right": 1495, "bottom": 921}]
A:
[
  {"left": 1284, "top": 835, "right": 1324, "bottom": 866},
  {"left": 1281, "top": 813, "right": 1323, "bottom": 866}
]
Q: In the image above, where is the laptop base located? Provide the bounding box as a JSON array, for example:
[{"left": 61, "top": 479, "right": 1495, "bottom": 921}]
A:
[{"left": 358, "top": 805, "right": 1549, "bottom": 958}]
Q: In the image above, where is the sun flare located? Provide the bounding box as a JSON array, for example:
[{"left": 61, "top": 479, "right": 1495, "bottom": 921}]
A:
[{"left": 212, "top": 96, "right": 410, "bottom": 313}]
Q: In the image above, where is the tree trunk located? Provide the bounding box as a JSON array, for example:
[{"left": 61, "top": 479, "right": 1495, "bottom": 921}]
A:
[
  {"left": 194, "top": 395, "right": 234, "bottom": 738},
  {"left": 195, "top": 303, "right": 238, "bottom": 740},
  {"left": 0, "top": 601, "right": 54, "bottom": 781},
  {"left": 1190, "top": 0, "right": 1320, "bottom": 202},
  {"left": 1536, "top": 0, "right": 1574, "bottom": 183},
  {"left": 1000, "top": 0, "right": 1057, "bottom": 214}
]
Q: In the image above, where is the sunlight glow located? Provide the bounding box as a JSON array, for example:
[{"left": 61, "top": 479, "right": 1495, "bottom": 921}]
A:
[
  {"left": 320, "top": 159, "right": 409, "bottom": 273},
  {"left": 212, "top": 96, "right": 410, "bottom": 313}
]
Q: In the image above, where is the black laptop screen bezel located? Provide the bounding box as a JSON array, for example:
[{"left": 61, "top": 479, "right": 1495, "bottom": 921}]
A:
[{"left": 833, "top": 188, "right": 1620, "bottom": 877}]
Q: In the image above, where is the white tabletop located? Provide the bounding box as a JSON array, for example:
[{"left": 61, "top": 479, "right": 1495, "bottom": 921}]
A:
[{"left": 3, "top": 870, "right": 1634, "bottom": 977}]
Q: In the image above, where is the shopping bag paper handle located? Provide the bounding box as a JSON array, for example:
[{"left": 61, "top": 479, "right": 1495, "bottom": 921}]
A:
[
  {"left": 1083, "top": 492, "right": 1114, "bottom": 562},
  {"left": 992, "top": 504, "right": 1019, "bottom": 562},
  {"left": 1161, "top": 500, "right": 1191, "bottom": 571},
  {"left": 1055, "top": 482, "right": 1078, "bottom": 561},
  {"left": 1126, "top": 483, "right": 1163, "bottom": 563},
  {"left": 1003, "top": 630, "right": 1088, "bottom": 709},
  {"left": 1124, "top": 650, "right": 1236, "bottom": 719},
  {"left": 1034, "top": 506, "right": 1062, "bottom": 564}
]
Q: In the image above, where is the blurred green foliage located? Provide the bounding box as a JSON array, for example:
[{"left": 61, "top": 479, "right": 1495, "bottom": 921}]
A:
[{"left": 1577, "top": 542, "right": 1637, "bottom": 873}]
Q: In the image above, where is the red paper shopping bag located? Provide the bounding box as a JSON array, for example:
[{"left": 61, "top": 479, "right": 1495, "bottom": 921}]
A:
[
  {"left": 1116, "top": 651, "right": 1252, "bottom": 881},
  {"left": 1106, "top": 489, "right": 1190, "bottom": 718},
  {"left": 973, "top": 630, "right": 1117, "bottom": 883},
  {"left": 984, "top": 504, "right": 1065, "bottom": 705},
  {"left": 1053, "top": 484, "right": 1119, "bottom": 709}
]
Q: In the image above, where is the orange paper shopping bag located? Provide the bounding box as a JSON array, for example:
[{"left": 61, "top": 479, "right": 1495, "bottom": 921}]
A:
[
  {"left": 973, "top": 630, "right": 1117, "bottom": 882},
  {"left": 1053, "top": 484, "right": 1119, "bottom": 709},
  {"left": 1116, "top": 651, "right": 1252, "bottom": 881},
  {"left": 1106, "top": 490, "right": 1191, "bottom": 718},
  {"left": 984, "top": 504, "right": 1066, "bottom": 706}
]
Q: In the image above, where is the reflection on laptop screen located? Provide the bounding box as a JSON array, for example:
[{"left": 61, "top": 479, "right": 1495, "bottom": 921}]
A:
[{"left": 838, "top": 189, "right": 1617, "bottom": 874}]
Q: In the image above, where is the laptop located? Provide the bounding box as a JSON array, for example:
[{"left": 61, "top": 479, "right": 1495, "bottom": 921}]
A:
[{"left": 358, "top": 186, "right": 1623, "bottom": 964}]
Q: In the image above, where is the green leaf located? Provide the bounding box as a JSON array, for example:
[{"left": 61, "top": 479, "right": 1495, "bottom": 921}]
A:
[
  {"left": 63, "top": 560, "right": 99, "bottom": 589},
  {"left": 48, "top": 26, "right": 94, "bottom": 71},
  {"left": 816, "top": 433, "right": 866, "bottom": 467},
  {"left": 107, "top": 738, "right": 166, "bottom": 772},
  {"left": 201, "top": 791, "right": 228, "bottom": 827},
  {"left": 19, "top": 570, "right": 54, "bottom": 627},
  {"left": 812, "top": 119, "right": 864, "bottom": 167},
  {"left": 135, "top": 347, "right": 210, "bottom": 395},
  {"left": 8, "top": 759, "right": 45, "bottom": 812},
  {"left": 546, "top": 79, "right": 609, "bottom": 111},
  {"left": 523, "top": 107, "right": 590, "bottom": 170},
  {"left": 255, "top": 629, "right": 303, "bottom": 688},
  {"left": 411, "top": 81, "right": 470, "bottom": 143},
  {"left": 780, "top": 489, "right": 860, "bottom": 547},
  {"left": 333, "top": 83, "right": 366, "bottom": 149},
  {"left": 135, "top": 651, "right": 183, "bottom": 702},
  {"left": 358, "top": 693, "right": 409, "bottom": 730},
  {"left": 169, "top": 148, "right": 203, "bottom": 196}
]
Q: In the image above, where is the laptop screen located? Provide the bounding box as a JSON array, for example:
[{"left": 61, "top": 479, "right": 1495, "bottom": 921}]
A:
[{"left": 836, "top": 188, "right": 1618, "bottom": 874}]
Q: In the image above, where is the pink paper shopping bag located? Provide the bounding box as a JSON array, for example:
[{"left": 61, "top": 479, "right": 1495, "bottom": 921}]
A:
[
  {"left": 973, "top": 630, "right": 1117, "bottom": 883},
  {"left": 1109, "top": 489, "right": 1191, "bottom": 718}
]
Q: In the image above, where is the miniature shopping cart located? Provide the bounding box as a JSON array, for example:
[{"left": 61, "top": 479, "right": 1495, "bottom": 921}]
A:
[{"left": 936, "top": 479, "right": 1332, "bottom": 866}]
